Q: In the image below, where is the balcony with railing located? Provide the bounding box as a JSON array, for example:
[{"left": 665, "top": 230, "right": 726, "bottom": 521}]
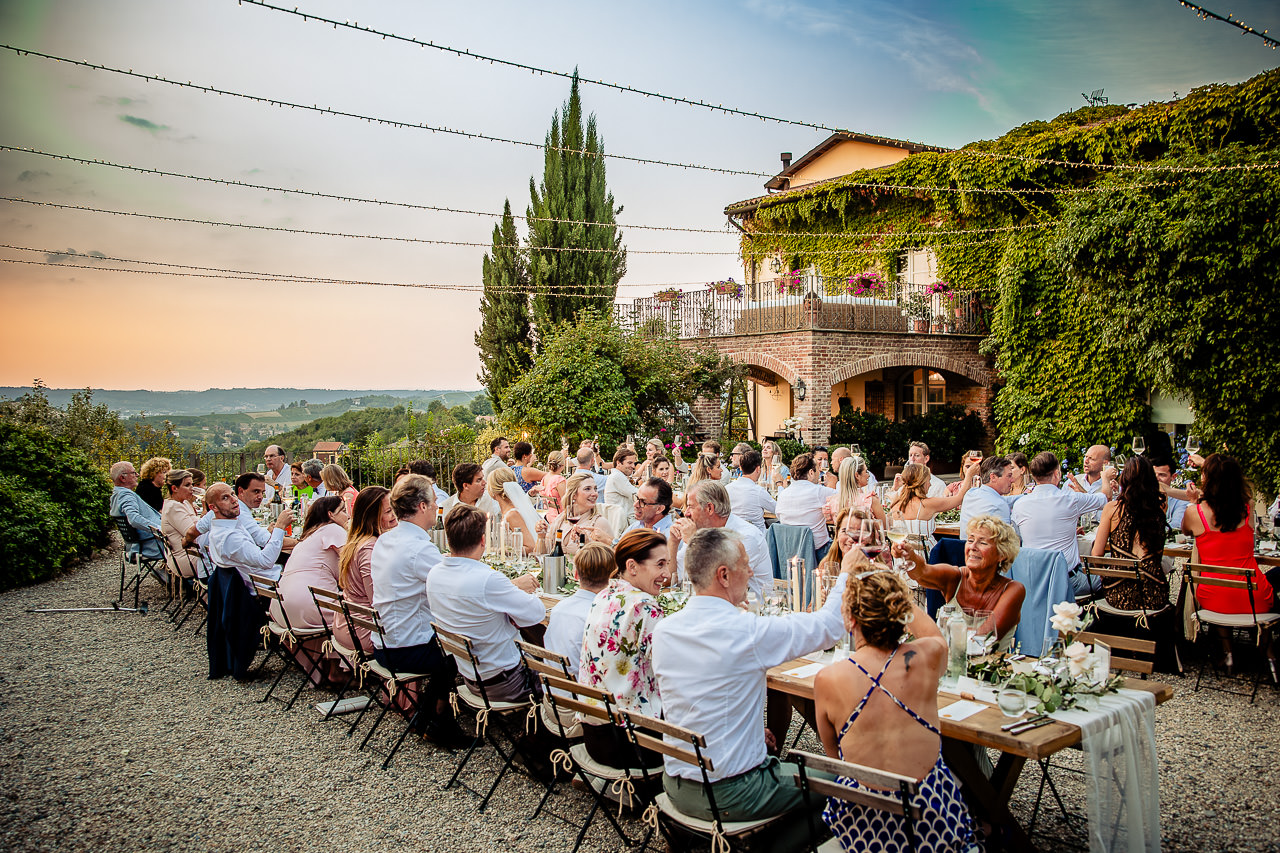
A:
[{"left": 618, "top": 273, "right": 986, "bottom": 340}]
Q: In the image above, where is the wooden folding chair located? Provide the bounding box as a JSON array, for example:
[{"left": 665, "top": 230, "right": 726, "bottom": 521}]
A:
[
  {"left": 433, "top": 623, "right": 548, "bottom": 812},
  {"left": 249, "top": 574, "right": 328, "bottom": 711},
  {"left": 343, "top": 601, "right": 434, "bottom": 769},
  {"left": 308, "top": 586, "right": 371, "bottom": 723},
  {"left": 516, "top": 640, "right": 581, "bottom": 740},
  {"left": 537, "top": 672, "right": 656, "bottom": 853},
  {"left": 789, "top": 748, "right": 921, "bottom": 853},
  {"left": 1081, "top": 555, "right": 1181, "bottom": 672},
  {"left": 1185, "top": 563, "right": 1280, "bottom": 703},
  {"left": 619, "top": 709, "right": 796, "bottom": 853}
]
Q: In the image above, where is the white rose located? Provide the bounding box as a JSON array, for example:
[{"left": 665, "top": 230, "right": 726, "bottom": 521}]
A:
[
  {"left": 1050, "top": 601, "right": 1084, "bottom": 635},
  {"left": 1064, "top": 642, "right": 1091, "bottom": 678}
]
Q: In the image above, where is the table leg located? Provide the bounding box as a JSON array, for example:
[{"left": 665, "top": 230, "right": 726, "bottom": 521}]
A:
[
  {"left": 941, "top": 737, "right": 1035, "bottom": 852},
  {"left": 767, "top": 689, "right": 793, "bottom": 747}
]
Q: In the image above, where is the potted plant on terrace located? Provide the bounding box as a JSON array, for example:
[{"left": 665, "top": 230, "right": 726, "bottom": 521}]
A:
[
  {"left": 901, "top": 292, "right": 931, "bottom": 333},
  {"left": 838, "top": 270, "right": 890, "bottom": 299},
  {"left": 776, "top": 270, "right": 803, "bottom": 296},
  {"left": 712, "top": 277, "right": 743, "bottom": 298},
  {"left": 655, "top": 287, "right": 682, "bottom": 304}
]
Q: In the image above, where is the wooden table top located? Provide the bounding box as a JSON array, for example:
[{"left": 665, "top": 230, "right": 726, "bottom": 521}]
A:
[{"left": 767, "top": 657, "right": 1173, "bottom": 761}]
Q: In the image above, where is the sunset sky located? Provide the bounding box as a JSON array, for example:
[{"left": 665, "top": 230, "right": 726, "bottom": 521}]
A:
[{"left": 1, "top": 0, "right": 1276, "bottom": 392}]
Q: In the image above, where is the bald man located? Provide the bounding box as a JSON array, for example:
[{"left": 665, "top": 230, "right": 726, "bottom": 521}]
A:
[{"left": 205, "top": 482, "right": 293, "bottom": 587}]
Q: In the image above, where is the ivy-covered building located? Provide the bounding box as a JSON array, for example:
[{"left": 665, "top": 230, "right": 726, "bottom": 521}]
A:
[{"left": 624, "top": 69, "right": 1280, "bottom": 491}]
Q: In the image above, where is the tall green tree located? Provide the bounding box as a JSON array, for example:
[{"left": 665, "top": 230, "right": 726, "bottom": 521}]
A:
[
  {"left": 527, "top": 73, "right": 626, "bottom": 336},
  {"left": 475, "top": 199, "right": 532, "bottom": 411}
]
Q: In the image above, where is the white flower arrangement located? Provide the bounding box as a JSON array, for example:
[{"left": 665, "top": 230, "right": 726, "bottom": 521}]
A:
[
  {"left": 1049, "top": 601, "right": 1085, "bottom": 636},
  {"left": 779, "top": 416, "right": 803, "bottom": 440}
]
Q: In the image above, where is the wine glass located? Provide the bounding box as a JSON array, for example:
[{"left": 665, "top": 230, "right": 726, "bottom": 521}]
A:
[
  {"left": 1132, "top": 436, "right": 1146, "bottom": 455},
  {"left": 1185, "top": 434, "right": 1201, "bottom": 455},
  {"left": 765, "top": 582, "right": 790, "bottom": 615},
  {"left": 886, "top": 521, "right": 910, "bottom": 570},
  {"left": 858, "top": 517, "right": 886, "bottom": 562},
  {"left": 850, "top": 444, "right": 862, "bottom": 457}
]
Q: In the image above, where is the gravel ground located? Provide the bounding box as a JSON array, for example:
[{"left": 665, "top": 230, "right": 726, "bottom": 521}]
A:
[{"left": 1, "top": 538, "right": 1277, "bottom": 852}]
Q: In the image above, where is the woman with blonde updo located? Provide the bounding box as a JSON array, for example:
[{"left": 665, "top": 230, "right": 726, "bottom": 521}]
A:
[
  {"left": 321, "top": 463, "right": 359, "bottom": 518},
  {"left": 685, "top": 453, "right": 723, "bottom": 492},
  {"left": 826, "top": 455, "right": 885, "bottom": 526},
  {"left": 813, "top": 567, "right": 980, "bottom": 853},
  {"left": 543, "top": 471, "right": 614, "bottom": 557},
  {"left": 539, "top": 450, "right": 569, "bottom": 514},
  {"left": 888, "top": 460, "right": 977, "bottom": 553}
]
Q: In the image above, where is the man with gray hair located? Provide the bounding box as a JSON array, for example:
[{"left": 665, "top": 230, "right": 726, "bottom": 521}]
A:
[
  {"left": 575, "top": 446, "right": 608, "bottom": 492},
  {"left": 109, "top": 460, "right": 163, "bottom": 559},
  {"left": 652, "top": 527, "right": 852, "bottom": 850},
  {"left": 958, "top": 455, "right": 1020, "bottom": 537},
  {"left": 670, "top": 479, "right": 771, "bottom": 600},
  {"left": 262, "top": 444, "right": 290, "bottom": 502},
  {"left": 302, "top": 458, "right": 328, "bottom": 497}
]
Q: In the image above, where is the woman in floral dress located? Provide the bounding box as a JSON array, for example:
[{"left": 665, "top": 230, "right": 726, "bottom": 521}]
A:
[{"left": 578, "top": 527, "right": 671, "bottom": 769}]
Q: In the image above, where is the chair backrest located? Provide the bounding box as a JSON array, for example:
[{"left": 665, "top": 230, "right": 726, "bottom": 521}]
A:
[
  {"left": 1008, "top": 547, "right": 1071, "bottom": 656},
  {"left": 341, "top": 599, "right": 386, "bottom": 662},
  {"left": 1076, "top": 630, "right": 1156, "bottom": 676},
  {"left": 112, "top": 515, "right": 143, "bottom": 545},
  {"left": 431, "top": 622, "right": 484, "bottom": 683},
  {"left": 306, "top": 585, "right": 345, "bottom": 647},
  {"left": 616, "top": 709, "right": 713, "bottom": 777},
  {"left": 1186, "top": 563, "right": 1265, "bottom": 620},
  {"left": 1081, "top": 555, "right": 1143, "bottom": 583},
  {"left": 515, "top": 640, "right": 573, "bottom": 681},
  {"left": 789, "top": 748, "right": 921, "bottom": 824},
  {"left": 539, "top": 672, "right": 618, "bottom": 728},
  {"left": 766, "top": 522, "right": 816, "bottom": 581}
]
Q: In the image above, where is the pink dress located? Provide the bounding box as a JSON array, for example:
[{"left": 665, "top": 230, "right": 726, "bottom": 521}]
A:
[
  {"left": 333, "top": 538, "right": 377, "bottom": 653},
  {"left": 541, "top": 473, "right": 566, "bottom": 514},
  {"left": 271, "top": 523, "right": 346, "bottom": 630},
  {"left": 340, "top": 486, "right": 358, "bottom": 517}
]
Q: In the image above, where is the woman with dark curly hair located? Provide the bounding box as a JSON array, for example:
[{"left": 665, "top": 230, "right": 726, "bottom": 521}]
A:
[{"left": 1091, "top": 455, "right": 1169, "bottom": 612}]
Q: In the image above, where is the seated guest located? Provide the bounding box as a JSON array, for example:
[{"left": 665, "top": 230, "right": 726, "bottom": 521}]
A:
[
  {"left": 1012, "top": 451, "right": 1114, "bottom": 597},
  {"left": 761, "top": 439, "right": 789, "bottom": 489},
  {"left": 899, "top": 514, "right": 1026, "bottom": 651},
  {"left": 195, "top": 472, "right": 297, "bottom": 554},
  {"left": 1068, "top": 444, "right": 1112, "bottom": 495},
  {"left": 957, "top": 455, "right": 1020, "bottom": 537},
  {"left": 727, "top": 442, "right": 752, "bottom": 478},
  {"left": 671, "top": 480, "right": 772, "bottom": 601},
  {"left": 426, "top": 503, "right": 545, "bottom": 702},
  {"left": 271, "top": 495, "right": 348, "bottom": 682},
  {"left": 653, "top": 527, "right": 852, "bottom": 852},
  {"left": 483, "top": 435, "right": 512, "bottom": 477},
  {"left": 824, "top": 447, "right": 851, "bottom": 490},
  {"left": 825, "top": 454, "right": 884, "bottom": 528},
  {"left": 262, "top": 445, "right": 291, "bottom": 502},
  {"left": 1007, "top": 452, "right": 1032, "bottom": 495},
  {"left": 814, "top": 568, "right": 981, "bottom": 853},
  {"left": 1182, "top": 453, "right": 1276, "bottom": 675},
  {"left": 321, "top": 463, "right": 358, "bottom": 517},
  {"left": 579, "top": 531, "right": 670, "bottom": 768},
  {"left": 370, "top": 474, "right": 463, "bottom": 743},
  {"left": 303, "top": 459, "right": 328, "bottom": 497},
  {"left": 575, "top": 445, "right": 610, "bottom": 491},
  {"left": 544, "top": 541, "right": 613, "bottom": 677},
  {"left": 205, "top": 483, "right": 294, "bottom": 680},
  {"left": 441, "top": 462, "right": 501, "bottom": 519},
  {"left": 652, "top": 455, "right": 685, "bottom": 511},
  {"left": 603, "top": 445, "right": 640, "bottom": 522},
  {"left": 539, "top": 450, "right": 569, "bottom": 514},
  {"left": 510, "top": 442, "right": 547, "bottom": 495},
  {"left": 890, "top": 461, "right": 976, "bottom": 555},
  {"left": 333, "top": 485, "right": 395, "bottom": 653},
  {"left": 1151, "top": 458, "right": 1190, "bottom": 530},
  {"left": 1091, "top": 456, "right": 1169, "bottom": 612},
  {"left": 634, "top": 437, "right": 667, "bottom": 482},
  {"left": 109, "top": 461, "right": 163, "bottom": 560},
  {"left": 160, "top": 469, "right": 204, "bottom": 578},
  {"left": 896, "top": 442, "right": 948, "bottom": 499},
  {"left": 290, "top": 462, "right": 314, "bottom": 500},
  {"left": 622, "top": 476, "right": 674, "bottom": 537},
  {"left": 776, "top": 453, "right": 838, "bottom": 562},
  {"left": 136, "top": 456, "right": 172, "bottom": 513},
  {"left": 819, "top": 507, "right": 868, "bottom": 582},
  {"left": 408, "top": 460, "right": 449, "bottom": 506},
  {"left": 488, "top": 466, "right": 546, "bottom": 555},
  {"left": 544, "top": 471, "right": 614, "bottom": 557},
  {"left": 685, "top": 453, "right": 722, "bottom": 493},
  {"left": 726, "top": 450, "right": 777, "bottom": 533}
]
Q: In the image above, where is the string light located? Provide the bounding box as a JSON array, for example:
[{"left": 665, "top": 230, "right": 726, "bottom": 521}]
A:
[
  {"left": 237, "top": 0, "right": 891, "bottom": 138},
  {"left": 0, "top": 43, "right": 774, "bottom": 179},
  {"left": 1177, "top": 1, "right": 1279, "bottom": 49},
  {"left": 0, "top": 193, "right": 1053, "bottom": 242}
]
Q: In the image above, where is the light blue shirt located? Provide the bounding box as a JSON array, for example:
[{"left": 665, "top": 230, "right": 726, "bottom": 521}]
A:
[
  {"left": 543, "top": 588, "right": 599, "bottom": 676},
  {"left": 370, "top": 521, "right": 442, "bottom": 649},
  {"left": 958, "top": 484, "right": 1018, "bottom": 539},
  {"left": 621, "top": 514, "right": 673, "bottom": 539},
  {"left": 207, "top": 516, "right": 284, "bottom": 589},
  {"left": 1166, "top": 496, "right": 1189, "bottom": 530},
  {"left": 111, "top": 486, "right": 161, "bottom": 541}
]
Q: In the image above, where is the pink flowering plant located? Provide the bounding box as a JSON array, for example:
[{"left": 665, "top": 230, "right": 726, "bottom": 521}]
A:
[
  {"left": 836, "top": 270, "right": 890, "bottom": 298},
  {"left": 655, "top": 287, "right": 683, "bottom": 303},
  {"left": 711, "top": 277, "right": 743, "bottom": 299},
  {"left": 776, "top": 270, "right": 803, "bottom": 295}
]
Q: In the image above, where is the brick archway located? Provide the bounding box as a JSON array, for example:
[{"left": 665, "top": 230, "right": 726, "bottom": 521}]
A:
[
  {"left": 731, "top": 351, "right": 800, "bottom": 387},
  {"left": 825, "top": 352, "right": 995, "bottom": 389}
]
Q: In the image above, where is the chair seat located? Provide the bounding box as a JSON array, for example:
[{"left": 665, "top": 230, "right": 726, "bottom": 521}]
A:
[
  {"left": 569, "top": 743, "right": 644, "bottom": 782},
  {"left": 456, "top": 681, "right": 532, "bottom": 713},
  {"left": 363, "top": 658, "right": 430, "bottom": 684},
  {"left": 654, "top": 791, "right": 787, "bottom": 836},
  {"left": 1097, "top": 601, "right": 1170, "bottom": 618},
  {"left": 1195, "top": 609, "right": 1280, "bottom": 628},
  {"left": 329, "top": 638, "right": 360, "bottom": 665},
  {"left": 542, "top": 701, "right": 583, "bottom": 739},
  {"left": 268, "top": 622, "right": 327, "bottom": 639},
  {"left": 818, "top": 838, "right": 841, "bottom": 853}
]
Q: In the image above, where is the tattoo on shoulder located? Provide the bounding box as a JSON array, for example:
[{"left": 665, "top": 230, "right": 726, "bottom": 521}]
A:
[{"left": 903, "top": 649, "right": 917, "bottom": 672}]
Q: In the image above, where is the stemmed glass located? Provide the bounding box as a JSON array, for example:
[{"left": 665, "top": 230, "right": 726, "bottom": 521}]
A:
[
  {"left": 886, "top": 521, "right": 910, "bottom": 572},
  {"left": 1185, "top": 434, "right": 1201, "bottom": 455},
  {"left": 967, "top": 449, "right": 983, "bottom": 488},
  {"left": 858, "top": 517, "right": 886, "bottom": 563},
  {"left": 1132, "top": 436, "right": 1146, "bottom": 455},
  {"left": 765, "top": 582, "right": 790, "bottom": 616}
]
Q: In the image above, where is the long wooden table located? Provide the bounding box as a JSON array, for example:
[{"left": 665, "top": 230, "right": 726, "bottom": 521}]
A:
[{"left": 766, "top": 657, "right": 1172, "bottom": 851}]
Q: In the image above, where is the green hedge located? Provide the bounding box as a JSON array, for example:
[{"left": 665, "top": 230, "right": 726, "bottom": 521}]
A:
[
  {"left": 0, "top": 423, "right": 112, "bottom": 591},
  {"left": 830, "top": 405, "right": 987, "bottom": 475}
]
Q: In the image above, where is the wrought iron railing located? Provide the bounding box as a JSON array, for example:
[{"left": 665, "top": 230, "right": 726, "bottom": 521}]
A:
[{"left": 618, "top": 273, "right": 986, "bottom": 339}]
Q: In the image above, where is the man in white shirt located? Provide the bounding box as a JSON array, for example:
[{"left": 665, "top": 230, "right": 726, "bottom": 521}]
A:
[
  {"left": 302, "top": 459, "right": 328, "bottom": 497},
  {"left": 958, "top": 455, "right": 1020, "bottom": 537},
  {"left": 671, "top": 480, "right": 772, "bottom": 600},
  {"left": 653, "top": 527, "right": 850, "bottom": 849},
  {"left": 775, "top": 452, "right": 838, "bottom": 562},
  {"left": 195, "top": 472, "right": 297, "bottom": 554},
  {"left": 603, "top": 446, "right": 639, "bottom": 523},
  {"left": 823, "top": 446, "right": 850, "bottom": 489},
  {"left": 725, "top": 449, "right": 776, "bottom": 533},
  {"left": 426, "top": 503, "right": 545, "bottom": 702},
  {"left": 621, "top": 477, "right": 674, "bottom": 537},
  {"left": 1152, "top": 459, "right": 1190, "bottom": 530},
  {"left": 205, "top": 482, "right": 292, "bottom": 587},
  {"left": 440, "top": 462, "right": 501, "bottom": 520},
  {"left": 482, "top": 436, "right": 511, "bottom": 477},
  {"left": 1012, "top": 451, "right": 1115, "bottom": 597},
  {"left": 262, "top": 444, "right": 291, "bottom": 502},
  {"left": 543, "top": 543, "right": 612, "bottom": 676},
  {"left": 907, "top": 441, "right": 950, "bottom": 498},
  {"left": 369, "top": 474, "right": 463, "bottom": 744}
]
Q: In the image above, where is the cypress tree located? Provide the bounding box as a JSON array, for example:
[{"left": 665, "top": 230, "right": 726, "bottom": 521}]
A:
[
  {"left": 527, "top": 72, "right": 626, "bottom": 338},
  {"left": 475, "top": 199, "right": 532, "bottom": 413}
]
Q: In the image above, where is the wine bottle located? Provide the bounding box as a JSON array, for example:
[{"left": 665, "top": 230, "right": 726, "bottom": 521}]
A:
[{"left": 549, "top": 526, "right": 565, "bottom": 558}]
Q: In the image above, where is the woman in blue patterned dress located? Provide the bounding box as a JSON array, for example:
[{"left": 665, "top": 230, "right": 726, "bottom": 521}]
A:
[{"left": 813, "top": 567, "right": 982, "bottom": 852}]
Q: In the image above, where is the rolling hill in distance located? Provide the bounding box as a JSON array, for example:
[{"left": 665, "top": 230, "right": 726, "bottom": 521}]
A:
[{"left": 0, "top": 387, "right": 478, "bottom": 416}]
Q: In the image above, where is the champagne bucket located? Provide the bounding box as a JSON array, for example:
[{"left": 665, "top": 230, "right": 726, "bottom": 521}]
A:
[{"left": 541, "top": 554, "right": 565, "bottom": 594}]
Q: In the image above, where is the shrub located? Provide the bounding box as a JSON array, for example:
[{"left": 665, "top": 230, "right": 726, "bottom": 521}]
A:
[{"left": 0, "top": 422, "right": 112, "bottom": 591}]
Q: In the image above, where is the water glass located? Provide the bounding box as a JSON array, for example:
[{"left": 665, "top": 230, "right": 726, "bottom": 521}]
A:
[{"left": 997, "top": 681, "right": 1028, "bottom": 718}]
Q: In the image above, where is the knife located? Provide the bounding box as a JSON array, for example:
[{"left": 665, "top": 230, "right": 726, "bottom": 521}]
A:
[
  {"left": 1000, "top": 713, "right": 1046, "bottom": 732},
  {"left": 1009, "top": 716, "right": 1054, "bottom": 736}
]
